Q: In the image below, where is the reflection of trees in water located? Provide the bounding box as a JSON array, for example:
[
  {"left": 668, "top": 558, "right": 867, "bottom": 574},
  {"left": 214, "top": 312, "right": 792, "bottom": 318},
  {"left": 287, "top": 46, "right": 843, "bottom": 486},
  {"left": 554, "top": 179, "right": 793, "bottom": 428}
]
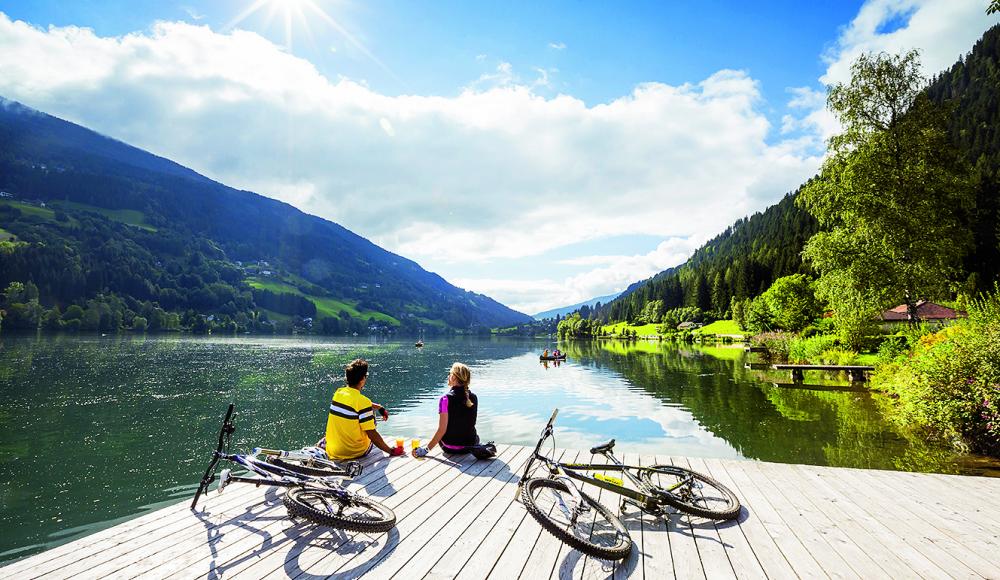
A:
[{"left": 560, "top": 340, "right": 956, "bottom": 472}]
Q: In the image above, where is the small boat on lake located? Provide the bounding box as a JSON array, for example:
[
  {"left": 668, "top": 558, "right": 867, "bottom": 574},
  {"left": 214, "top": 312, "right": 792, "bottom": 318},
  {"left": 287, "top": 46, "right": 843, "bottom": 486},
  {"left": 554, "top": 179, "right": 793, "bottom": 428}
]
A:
[
  {"left": 415, "top": 340, "right": 424, "bottom": 348},
  {"left": 539, "top": 354, "right": 566, "bottom": 361}
]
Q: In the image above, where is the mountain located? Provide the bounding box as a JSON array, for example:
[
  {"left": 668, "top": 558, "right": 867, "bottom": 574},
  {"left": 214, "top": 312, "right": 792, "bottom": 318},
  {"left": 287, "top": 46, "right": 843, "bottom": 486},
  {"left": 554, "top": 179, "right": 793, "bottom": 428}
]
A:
[
  {"left": 594, "top": 24, "right": 1000, "bottom": 324},
  {"left": 0, "top": 98, "right": 531, "bottom": 333},
  {"left": 532, "top": 292, "right": 621, "bottom": 320}
]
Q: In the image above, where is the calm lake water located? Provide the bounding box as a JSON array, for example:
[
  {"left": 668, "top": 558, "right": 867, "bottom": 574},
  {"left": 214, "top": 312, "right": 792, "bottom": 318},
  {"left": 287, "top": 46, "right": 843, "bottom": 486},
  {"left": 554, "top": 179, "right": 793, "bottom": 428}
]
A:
[{"left": 2, "top": 333, "right": 998, "bottom": 562}]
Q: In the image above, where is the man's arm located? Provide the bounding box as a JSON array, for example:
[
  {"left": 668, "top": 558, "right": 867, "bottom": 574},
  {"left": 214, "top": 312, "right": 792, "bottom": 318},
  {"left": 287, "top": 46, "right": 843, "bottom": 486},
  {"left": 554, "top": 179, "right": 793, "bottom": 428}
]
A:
[{"left": 366, "top": 429, "right": 395, "bottom": 454}]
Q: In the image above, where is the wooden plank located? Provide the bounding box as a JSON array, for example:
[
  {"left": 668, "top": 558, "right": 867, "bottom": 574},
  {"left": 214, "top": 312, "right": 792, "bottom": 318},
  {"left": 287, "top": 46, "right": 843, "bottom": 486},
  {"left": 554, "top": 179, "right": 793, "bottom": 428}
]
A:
[
  {"left": 810, "top": 464, "right": 1000, "bottom": 577},
  {"left": 635, "top": 453, "right": 675, "bottom": 580},
  {"left": 345, "top": 446, "right": 527, "bottom": 579},
  {"left": 10, "top": 446, "right": 390, "bottom": 578},
  {"left": 611, "top": 453, "right": 646, "bottom": 580},
  {"left": 486, "top": 450, "right": 585, "bottom": 580},
  {"left": 142, "top": 450, "right": 425, "bottom": 578},
  {"left": 788, "top": 463, "right": 962, "bottom": 579},
  {"left": 453, "top": 448, "right": 578, "bottom": 580},
  {"left": 660, "top": 455, "right": 731, "bottom": 580},
  {"left": 796, "top": 463, "right": 986, "bottom": 579},
  {"left": 33, "top": 482, "right": 280, "bottom": 579},
  {"left": 684, "top": 456, "right": 765, "bottom": 580},
  {"left": 8, "top": 484, "right": 261, "bottom": 578},
  {"left": 720, "top": 460, "right": 827, "bottom": 579},
  {"left": 573, "top": 451, "right": 620, "bottom": 580},
  {"left": 9, "top": 442, "right": 1000, "bottom": 580},
  {"left": 862, "top": 467, "right": 1000, "bottom": 547},
  {"left": 751, "top": 460, "right": 890, "bottom": 578},
  {"left": 737, "top": 460, "right": 860, "bottom": 579},
  {"left": 258, "top": 448, "right": 494, "bottom": 579},
  {"left": 424, "top": 449, "right": 566, "bottom": 580},
  {"left": 699, "top": 459, "right": 795, "bottom": 580},
  {"left": 107, "top": 451, "right": 419, "bottom": 579},
  {"left": 388, "top": 447, "right": 533, "bottom": 579},
  {"left": 185, "top": 448, "right": 466, "bottom": 580}
]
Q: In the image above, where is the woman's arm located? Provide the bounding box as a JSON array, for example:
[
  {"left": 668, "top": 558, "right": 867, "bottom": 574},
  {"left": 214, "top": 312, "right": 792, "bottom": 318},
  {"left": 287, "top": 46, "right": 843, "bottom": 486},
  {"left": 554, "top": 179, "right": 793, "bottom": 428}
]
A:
[{"left": 426, "top": 412, "right": 448, "bottom": 451}]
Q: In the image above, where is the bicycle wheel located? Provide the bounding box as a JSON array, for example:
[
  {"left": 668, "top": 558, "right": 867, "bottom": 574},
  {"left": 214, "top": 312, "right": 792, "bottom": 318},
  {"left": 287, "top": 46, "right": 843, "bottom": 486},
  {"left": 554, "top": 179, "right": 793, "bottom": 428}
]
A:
[
  {"left": 266, "top": 455, "right": 346, "bottom": 477},
  {"left": 641, "top": 465, "right": 740, "bottom": 520},
  {"left": 283, "top": 487, "right": 396, "bottom": 533},
  {"left": 521, "top": 478, "right": 631, "bottom": 561}
]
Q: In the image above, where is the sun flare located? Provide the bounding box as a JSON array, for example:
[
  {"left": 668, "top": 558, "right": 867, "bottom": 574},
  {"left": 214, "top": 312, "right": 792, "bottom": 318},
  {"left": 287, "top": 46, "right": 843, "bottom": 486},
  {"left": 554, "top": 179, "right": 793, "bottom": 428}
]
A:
[{"left": 224, "top": 0, "right": 399, "bottom": 84}]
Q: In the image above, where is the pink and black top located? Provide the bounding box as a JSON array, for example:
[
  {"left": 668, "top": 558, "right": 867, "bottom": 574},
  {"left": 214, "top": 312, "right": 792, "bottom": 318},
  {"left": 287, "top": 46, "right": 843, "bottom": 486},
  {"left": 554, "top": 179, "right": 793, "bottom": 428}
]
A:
[{"left": 438, "top": 389, "right": 479, "bottom": 451}]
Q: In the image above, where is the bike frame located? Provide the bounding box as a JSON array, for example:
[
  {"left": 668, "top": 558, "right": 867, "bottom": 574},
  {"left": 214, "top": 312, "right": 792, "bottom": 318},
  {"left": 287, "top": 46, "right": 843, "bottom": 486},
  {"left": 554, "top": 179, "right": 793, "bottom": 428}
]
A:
[
  {"left": 191, "top": 403, "right": 358, "bottom": 509},
  {"left": 520, "top": 409, "right": 694, "bottom": 514}
]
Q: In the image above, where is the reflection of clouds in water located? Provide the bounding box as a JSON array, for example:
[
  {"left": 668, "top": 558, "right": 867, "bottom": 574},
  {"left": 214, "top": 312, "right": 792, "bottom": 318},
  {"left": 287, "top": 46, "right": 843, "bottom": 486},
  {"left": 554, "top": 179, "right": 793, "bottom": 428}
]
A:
[{"left": 387, "top": 352, "right": 742, "bottom": 459}]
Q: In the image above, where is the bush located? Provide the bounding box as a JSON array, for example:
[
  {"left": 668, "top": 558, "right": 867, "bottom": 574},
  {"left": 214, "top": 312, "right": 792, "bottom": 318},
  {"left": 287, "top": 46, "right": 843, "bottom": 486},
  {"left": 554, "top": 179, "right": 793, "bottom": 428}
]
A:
[
  {"left": 872, "top": 286, "right": 1000, "bottom": 456},
  {"left": 875, "top": 335, "right": 909, "bottom": 364},
  {"left": 751, "top": 331, "right": 795, "bottom": 362},
  {"left": 787, "top": 334, "right": 839, "bottom": 363},
  {"left": 817, "top": 348, "right": 859, "bottom": 365}
]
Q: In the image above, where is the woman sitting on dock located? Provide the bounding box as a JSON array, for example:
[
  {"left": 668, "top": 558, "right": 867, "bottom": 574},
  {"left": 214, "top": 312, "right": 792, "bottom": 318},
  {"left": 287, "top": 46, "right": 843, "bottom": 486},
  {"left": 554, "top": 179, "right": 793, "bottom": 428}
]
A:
[{"left": 413, "top": 362, "right": 494, "bottom": 458}]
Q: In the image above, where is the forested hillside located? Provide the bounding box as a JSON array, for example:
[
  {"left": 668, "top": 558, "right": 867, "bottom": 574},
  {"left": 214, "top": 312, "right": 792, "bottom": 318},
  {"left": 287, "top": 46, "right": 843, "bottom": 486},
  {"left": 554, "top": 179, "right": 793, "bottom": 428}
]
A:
[
  {"left": 0, "top": 99, "right": 530, "bottom": 334},
  {"left": 595, "top": 24, "right": 1000, "bottom": 325}
]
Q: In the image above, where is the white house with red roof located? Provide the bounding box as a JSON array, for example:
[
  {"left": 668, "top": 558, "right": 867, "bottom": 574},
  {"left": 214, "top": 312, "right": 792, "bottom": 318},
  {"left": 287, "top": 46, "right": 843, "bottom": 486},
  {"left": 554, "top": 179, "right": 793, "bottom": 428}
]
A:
[{"left": 879, "top": 300, "right": 964, "bottom": 329}]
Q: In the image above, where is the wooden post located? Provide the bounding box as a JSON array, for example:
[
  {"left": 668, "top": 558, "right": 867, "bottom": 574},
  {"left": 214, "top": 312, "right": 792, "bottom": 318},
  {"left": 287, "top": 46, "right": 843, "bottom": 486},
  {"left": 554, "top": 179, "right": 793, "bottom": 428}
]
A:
[{"left": 791, "top": 368, "right": 804, "bottom": 382}]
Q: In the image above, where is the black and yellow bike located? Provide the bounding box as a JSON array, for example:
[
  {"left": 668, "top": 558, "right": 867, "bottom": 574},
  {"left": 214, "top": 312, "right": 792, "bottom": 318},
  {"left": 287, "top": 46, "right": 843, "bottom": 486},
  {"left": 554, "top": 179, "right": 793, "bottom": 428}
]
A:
[
  {"left": 517, "top": 409, "right": 740, "bottom": 560},
  {"left": 191, "top": 403, "right": 396, "bottom": 533}
]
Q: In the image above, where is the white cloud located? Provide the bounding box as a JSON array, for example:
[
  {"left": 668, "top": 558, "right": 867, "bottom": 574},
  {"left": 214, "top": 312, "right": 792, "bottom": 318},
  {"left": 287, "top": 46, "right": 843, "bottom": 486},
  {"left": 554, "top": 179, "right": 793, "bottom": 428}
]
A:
[
  {"left": 0, "top": 14, "right": 826, "bottom": 311},
  {"left": 821, "top": 0, "right": 998, "bottom": 86},
  {"left": 548, "top": 41, "right": 566, "bottom": 50},
  {"left": 458, "top": 236, "right": 705, "bottom": 313},
  {"left": 783, "top": 0, "right": 999, "bottom": 149}
]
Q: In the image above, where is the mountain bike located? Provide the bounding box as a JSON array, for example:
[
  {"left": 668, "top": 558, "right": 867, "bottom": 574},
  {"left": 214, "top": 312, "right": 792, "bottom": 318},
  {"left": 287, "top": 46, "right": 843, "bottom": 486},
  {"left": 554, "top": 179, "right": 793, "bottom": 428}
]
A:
[
  {"left": 517, "top": 409, "right": 740, "bottom": 560},
  {"left": 191, "top": 403, "right": 396, "bottom": 533}
]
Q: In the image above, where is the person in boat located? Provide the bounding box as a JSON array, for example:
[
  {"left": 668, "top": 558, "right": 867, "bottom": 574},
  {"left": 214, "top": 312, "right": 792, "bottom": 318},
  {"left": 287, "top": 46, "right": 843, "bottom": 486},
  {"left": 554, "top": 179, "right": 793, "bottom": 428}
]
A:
[
  {"left": 413, "top": 362, "right": 495, "bottom": 458},
  {"left": 319, "top": 358, "right": 404, "bottom": 460},
  {"left": 553, "top": 349, "right": 561, "bottom": 358},
  {"left": 542, "top": 349, "right": 550, "bottom": 358}
]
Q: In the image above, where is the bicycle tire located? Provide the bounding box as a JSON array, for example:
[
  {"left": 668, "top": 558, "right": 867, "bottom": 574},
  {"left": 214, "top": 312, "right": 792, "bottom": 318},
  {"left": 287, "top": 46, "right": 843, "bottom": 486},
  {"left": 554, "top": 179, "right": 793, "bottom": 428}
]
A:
[
  {"left": 521, "top": 478, "right": 631, "bottom": 561},
  {"left": 641, "top": 465, "right": 740, "bottom": 520},
  {"left": 266, "top": 455, "right": 346, "bottom": 478},
  {"left": 283, "top": 487, "right": 396, "bottom": 533}
]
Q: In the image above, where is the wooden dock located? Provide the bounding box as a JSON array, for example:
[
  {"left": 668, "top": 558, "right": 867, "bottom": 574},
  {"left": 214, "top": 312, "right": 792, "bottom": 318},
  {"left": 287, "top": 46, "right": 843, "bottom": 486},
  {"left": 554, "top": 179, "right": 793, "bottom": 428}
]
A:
[{"left": 4, "top": 443, "right": 1000, "bottom": 579}]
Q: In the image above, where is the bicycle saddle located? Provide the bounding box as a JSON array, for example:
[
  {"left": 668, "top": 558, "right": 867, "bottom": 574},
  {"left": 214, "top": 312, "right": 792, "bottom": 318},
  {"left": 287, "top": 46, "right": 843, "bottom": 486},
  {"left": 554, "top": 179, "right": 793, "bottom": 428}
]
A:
[{"left": 590, "top": 439, "right": 616, "bottom": 454}]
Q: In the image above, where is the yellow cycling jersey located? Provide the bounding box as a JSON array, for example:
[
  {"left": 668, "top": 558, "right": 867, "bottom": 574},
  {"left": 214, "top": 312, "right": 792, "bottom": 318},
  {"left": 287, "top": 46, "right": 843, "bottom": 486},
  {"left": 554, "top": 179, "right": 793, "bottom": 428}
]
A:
[{"left": 325, "top": 386, "right": 377, "bottom": 459}]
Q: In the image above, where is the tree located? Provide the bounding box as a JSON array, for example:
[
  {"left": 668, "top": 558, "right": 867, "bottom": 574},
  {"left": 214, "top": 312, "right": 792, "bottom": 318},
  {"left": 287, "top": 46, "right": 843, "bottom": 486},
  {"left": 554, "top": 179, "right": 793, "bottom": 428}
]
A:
[
  {"left": 797, "top": 50, "right": 974, "bottom": 346},
  {"left": 760, "top": 274, "right": 822, "bottom": 332},
  {"left": 989, "top": 1, "right": 999, "bottom": 15}
]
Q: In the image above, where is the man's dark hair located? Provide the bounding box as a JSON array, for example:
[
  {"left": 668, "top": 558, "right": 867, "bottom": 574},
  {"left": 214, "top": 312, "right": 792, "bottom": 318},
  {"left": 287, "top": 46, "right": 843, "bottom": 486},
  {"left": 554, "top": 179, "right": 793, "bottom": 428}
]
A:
[{"left": 344, "top": 358, "right": 369, "bottom": 386}]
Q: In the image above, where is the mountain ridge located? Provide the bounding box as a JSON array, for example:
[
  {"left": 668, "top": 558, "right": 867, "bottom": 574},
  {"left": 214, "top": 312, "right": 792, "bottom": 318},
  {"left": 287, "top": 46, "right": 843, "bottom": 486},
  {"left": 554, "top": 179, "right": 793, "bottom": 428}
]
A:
[
  {"left": 0, "top": 98, "right": 531, "bottom": 333},
  {"left": 532, "top": 292, "right": 621, "bottom": 320}
]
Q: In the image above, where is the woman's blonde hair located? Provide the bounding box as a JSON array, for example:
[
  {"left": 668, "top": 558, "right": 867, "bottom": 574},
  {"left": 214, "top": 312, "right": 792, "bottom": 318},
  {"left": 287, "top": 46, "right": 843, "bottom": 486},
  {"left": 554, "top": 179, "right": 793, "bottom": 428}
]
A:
[{"left": 450, "top": 362, "right": 474, "bottom": 407}]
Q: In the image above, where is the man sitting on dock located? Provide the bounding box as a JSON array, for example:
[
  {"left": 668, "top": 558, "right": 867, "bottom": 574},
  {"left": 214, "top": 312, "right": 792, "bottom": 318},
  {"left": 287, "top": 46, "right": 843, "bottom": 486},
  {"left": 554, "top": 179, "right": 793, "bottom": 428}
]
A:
[{"left": 320, "top": 358, "right": 404, "bottom": 459}]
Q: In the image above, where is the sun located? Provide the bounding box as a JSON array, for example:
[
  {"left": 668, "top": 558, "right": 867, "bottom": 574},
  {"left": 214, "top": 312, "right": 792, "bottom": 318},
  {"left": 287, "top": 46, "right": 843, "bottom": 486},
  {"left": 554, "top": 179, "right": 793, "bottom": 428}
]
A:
[
  {"left": 226, "top": 0, "right": 321, "bottom": 51},
  {"left": 224, "top": 0, "right": 399, "bottom": 84}
]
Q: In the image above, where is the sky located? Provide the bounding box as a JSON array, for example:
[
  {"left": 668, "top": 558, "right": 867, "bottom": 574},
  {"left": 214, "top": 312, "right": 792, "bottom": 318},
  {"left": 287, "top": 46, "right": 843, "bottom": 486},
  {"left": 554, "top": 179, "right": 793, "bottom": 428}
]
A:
[{"left": 0, "top": 1, "right": 996, "bottom": 315}]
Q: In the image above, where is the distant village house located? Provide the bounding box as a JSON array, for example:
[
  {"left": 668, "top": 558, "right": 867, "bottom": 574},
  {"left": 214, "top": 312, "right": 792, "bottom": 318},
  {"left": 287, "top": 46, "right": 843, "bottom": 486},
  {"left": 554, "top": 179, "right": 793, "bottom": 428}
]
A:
[{"left": 879, "top": 300, "right": 964, "bottom": 330}]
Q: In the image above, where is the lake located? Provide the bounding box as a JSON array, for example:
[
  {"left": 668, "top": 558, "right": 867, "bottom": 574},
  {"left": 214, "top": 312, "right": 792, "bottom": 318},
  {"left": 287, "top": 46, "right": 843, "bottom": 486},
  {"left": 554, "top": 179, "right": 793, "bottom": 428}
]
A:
[{"left": 1, "top": 333, "right": 997, "bottom": 562}]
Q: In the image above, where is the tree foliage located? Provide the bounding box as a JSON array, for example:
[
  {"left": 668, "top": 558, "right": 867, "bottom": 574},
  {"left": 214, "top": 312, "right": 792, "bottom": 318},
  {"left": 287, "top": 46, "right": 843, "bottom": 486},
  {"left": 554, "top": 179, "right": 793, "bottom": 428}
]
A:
[{"left": 797, "top": 50, "right": 974, "bottom": 345}]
